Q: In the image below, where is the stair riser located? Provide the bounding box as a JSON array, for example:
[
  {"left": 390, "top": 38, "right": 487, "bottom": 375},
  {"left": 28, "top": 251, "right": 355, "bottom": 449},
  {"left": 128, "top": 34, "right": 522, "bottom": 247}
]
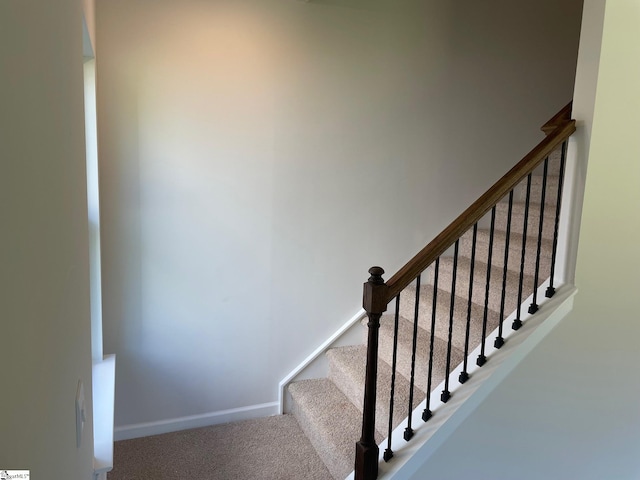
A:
[
  {"left": 289, "top": 399, "right": 344, "bottom": 479},
  {"left": 289, "top": 379, "right": 374, "bottom": 480},
  {"left": 327, "top": 346, "right": 423, "bottom": 438}
]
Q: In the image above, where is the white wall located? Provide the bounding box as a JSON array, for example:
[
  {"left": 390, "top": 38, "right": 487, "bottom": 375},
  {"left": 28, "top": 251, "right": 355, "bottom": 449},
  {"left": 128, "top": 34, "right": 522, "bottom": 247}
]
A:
[
  {"left": 82, "top": 0, "right": 96, "bottom": 52},
  {"left": 0, "top": 0, "right": 95, "bottom": 477},
  {"left": 403, "top": 1, "right": 640, "bottom": 478},
  {"left": 96, "top": 0, "right": 582, "bottom": 430}
]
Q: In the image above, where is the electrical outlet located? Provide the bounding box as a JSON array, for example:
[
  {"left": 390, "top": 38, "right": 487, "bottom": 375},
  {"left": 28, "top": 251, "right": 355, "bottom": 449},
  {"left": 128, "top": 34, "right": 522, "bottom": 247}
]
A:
[{"left": 76, "top": 379, "right": 86, "bottom": 448}]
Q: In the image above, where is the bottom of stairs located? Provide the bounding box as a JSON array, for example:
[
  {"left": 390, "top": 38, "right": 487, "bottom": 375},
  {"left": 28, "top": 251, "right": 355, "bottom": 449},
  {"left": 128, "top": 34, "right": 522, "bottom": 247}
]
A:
[
  {"left": 289, "top": 378, "right": 375, "bottom": 480},
  {"left": 286, "top": 283, "right": 575, "bottom": 480}
]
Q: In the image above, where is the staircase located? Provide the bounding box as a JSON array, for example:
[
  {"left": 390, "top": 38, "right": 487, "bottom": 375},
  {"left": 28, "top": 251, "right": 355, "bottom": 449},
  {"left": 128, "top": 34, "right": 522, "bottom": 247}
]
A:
[{"left": 284, "top": 106, "right": 574, "bottom": 480}]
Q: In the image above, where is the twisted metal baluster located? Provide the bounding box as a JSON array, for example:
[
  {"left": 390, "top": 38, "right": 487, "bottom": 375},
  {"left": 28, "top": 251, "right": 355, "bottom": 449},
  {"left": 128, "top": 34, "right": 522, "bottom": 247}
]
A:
[
  {"left": 529, "top": 157, "right": 550, "bottom": 314},
  {"left": 383, "top": 294, "right": 401, "bottom": 462},
  {"left": 477, "top": 206, "right": 496, "bottom": 366},
  {"left": 422, "top": 259, "right": 439, "bottom": 422},
  {"left": 404, "top": 275, "right": 421, "bottom": 441},
  {"left": 546, "top": 140, "right": 568, "bottom": 298},
  {"left": 495, "top": 191, "right": 514, "bottom": 349},
  {"left": 513, "top": 174, "right": 533, "bottom": 330},
  {"left": 441, "top": 241, "right": 459, "bottom": 403},
  {"left": 459, "top": 224, "right": 477, "bottom": 383}
]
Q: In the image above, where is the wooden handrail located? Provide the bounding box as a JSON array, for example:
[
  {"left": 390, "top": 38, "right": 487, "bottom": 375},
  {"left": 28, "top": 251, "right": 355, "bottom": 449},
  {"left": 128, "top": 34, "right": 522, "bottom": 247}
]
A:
[
  {"left": 385, "top": 118, "right": 576, "bottom": 301},
  {"left": 541, "top": 101, "right": 572, "bottom": 135}
]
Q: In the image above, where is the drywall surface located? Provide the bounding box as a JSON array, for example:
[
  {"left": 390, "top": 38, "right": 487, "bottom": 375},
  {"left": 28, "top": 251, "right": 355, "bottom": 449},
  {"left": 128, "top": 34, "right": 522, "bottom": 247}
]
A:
[
  {"left": 402, "top": 2, "right": 640, "bottom": 479},
  {"left": 82, "top": 0, "right": 96, "bottom": 53},
  {"left": 96, "top": 0, "right": 582, "bottom": 429},
  {"left": 0, "top": 0, "right": 95, "bottom": 477}
]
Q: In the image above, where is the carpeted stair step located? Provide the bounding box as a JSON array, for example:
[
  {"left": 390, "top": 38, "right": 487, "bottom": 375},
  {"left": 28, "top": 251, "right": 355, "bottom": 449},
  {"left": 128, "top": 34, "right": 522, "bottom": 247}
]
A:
[
  {"left": 523, "top": 144, "right": 564, "bottom": 179},
  {"left": 327, "top": 345, "right": 425, "bottom": 437},
  {"left": 288, "top": 378, "right": 378, "bottom": 480},
  {"left": 512, "top": 174, "right": 561, "bottom": 206},
  {"left": 423, "top": 256, "right": 540, "bottom": 315},
  {"left": 376, "top": 315, "right": 464, "bottom": 394},
  {"left": 458, "top": 228, "right": 554, "bottom": 278},
  {"left": 494, "top": 200, "right": 558, "bottom": 240},
  {"left": 399, "top": 285, "right": 501, "bottom": 352},
  {"left": 539, "top": 145, "right": 564, "bottom": 174}
]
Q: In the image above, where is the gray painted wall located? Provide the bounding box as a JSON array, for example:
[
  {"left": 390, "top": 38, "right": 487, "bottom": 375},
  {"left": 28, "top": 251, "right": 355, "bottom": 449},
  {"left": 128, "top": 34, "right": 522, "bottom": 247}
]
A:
[
  {"left": 403, "top": 1, "right": 640, "bottom": 478},
  {"left": 0, "top": 0, "right": 95, "bottom": 476},
  {"left": 96, "top": 0, "right": 582, "bottom": 429}
]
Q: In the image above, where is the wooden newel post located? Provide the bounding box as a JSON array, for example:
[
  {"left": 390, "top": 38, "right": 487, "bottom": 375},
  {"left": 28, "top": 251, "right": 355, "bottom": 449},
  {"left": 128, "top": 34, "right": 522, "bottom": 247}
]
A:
[{"left": 355, "top": 266, "right": 388, "bottom": 480}]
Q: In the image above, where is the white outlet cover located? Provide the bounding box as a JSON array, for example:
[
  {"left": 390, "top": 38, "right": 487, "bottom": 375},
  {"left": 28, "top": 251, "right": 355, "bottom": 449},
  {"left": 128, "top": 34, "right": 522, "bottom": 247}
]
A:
[{"left": 76, "top": 379, "right": 85, "bottom": 448}]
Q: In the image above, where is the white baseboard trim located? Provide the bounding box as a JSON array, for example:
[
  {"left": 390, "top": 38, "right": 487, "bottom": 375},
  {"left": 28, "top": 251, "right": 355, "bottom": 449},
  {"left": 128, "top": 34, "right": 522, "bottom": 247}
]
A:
[
  {"left": 278, "top": 308, "right": 367, "bottom": 414},
  {"left": 114, "top": 401, "right": 279, "bottom": 441}
]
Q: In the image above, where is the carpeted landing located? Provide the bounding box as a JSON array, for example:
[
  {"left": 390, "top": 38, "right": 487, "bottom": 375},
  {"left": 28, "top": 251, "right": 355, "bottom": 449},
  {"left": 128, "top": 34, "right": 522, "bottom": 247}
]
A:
[
  {"left": 109, "top": 147, "right": 563, "bottom": 480},
  {"left": 108, "top": 415, "right": 333, "bottom": 480}
]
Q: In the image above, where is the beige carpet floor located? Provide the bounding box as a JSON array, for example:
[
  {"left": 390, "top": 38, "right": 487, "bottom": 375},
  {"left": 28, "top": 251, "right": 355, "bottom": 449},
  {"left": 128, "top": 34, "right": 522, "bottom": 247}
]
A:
[{"left": 108, "top": 415, "right": 333, "bottom": 480}]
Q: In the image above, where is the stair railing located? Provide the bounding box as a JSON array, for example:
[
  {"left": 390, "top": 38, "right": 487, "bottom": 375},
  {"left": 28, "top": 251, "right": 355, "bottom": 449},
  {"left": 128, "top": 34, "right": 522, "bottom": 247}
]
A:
[{"left": 355, "top": 104, "right": 575, "bottom": 480}]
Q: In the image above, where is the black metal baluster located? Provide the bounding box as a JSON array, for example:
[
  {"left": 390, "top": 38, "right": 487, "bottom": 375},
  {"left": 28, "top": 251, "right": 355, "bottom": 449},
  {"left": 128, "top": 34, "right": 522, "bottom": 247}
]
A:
[
  {"left": 422, "top": 259, "right": 439, "bottom": 422},
  {"left": 383, "top": 295, "right": 401, "bottom": 462},
  {"left": 513, "top": 174, "right": 533, "bottom": 330},
  {"left": 404, "top": 275, "right": 421, "bottom": 441},
  {"left": 441, "top": 241, "right": 459, "bottom": 403},
  {"left": 495, "top": 191, "right": 514, "bottom": 349},
  {"left": 546, "top": 140, "right": 568, "bottom": 298},
  {"left": 529, "top": 157, "right": 549, "bottom": 314},
  {"left": 459, "top": 224, "right": 477, "bottom": 384},
  {"left": 477, "top": 206, "right": 496, "bottom": 366}
]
